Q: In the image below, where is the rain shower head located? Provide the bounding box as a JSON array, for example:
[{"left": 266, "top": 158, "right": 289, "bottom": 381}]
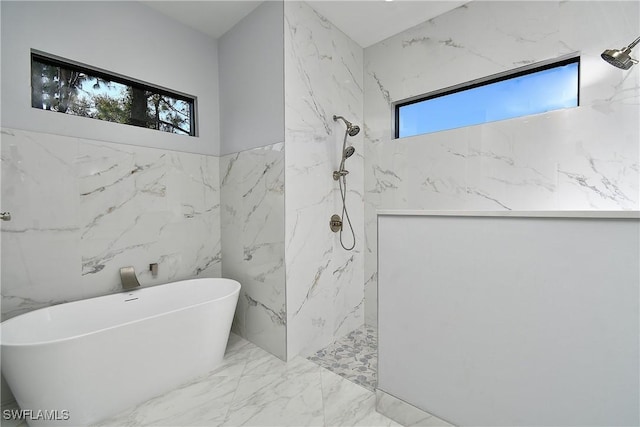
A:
[
  {"left": 333, "top": 115, "right": 360, "bottom": 136},
  {"left": 602, "top": 48, "right": 637, "bottom": 70},
  {"left": 601, "top": 36, "right": 640, "bottom": 70}
]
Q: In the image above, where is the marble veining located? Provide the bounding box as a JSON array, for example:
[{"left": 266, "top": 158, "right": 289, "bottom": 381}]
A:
[
  {"left": 79, "top": 141, "right": 222, "bottom": 291},
  {"left": 363, "top": 0, "right": 639, "bottom": 326},
  {"left": 0, "top": 333, "right": 401, "bottom": 427},
  {"left": 1, "top": 127, "right": 222, "bottom": 322},
  {"left": 221, "top": 142, "right": 286, "bottom": 360},
  {"left": 285, "top": 1, "right": 365, "bottom": 358}
]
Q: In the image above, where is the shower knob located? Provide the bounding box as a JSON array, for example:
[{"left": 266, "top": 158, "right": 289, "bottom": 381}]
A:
[
  {"left": 0, "top": 212, "right": 11, "bottom": 221},
  {"left": 330, "top": 214, "right": 342, "bottom": 232}
]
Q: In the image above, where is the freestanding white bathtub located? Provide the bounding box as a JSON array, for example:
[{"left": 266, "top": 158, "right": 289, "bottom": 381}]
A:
[{"left": 1, "top": 278, "right": 240, "bottom": 426}]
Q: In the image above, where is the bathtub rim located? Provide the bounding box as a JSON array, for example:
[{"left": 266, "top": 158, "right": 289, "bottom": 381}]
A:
[{"left": 0, "top": 277, "right": 240, "bottom": 348}]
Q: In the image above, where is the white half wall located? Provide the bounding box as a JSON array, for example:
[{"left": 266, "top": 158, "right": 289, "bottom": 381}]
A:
[{"left": 378, "top": 211, "right": 640, "bottom": 426}]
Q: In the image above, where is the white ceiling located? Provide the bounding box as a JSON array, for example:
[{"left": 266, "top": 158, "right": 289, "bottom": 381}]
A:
[
  {"left": 307, "top": 1, "right": 468, "bottom": 48},
  {"left": 143, "top": 1, "right": 468, "bottom": 48},
  {"left": 143, "top": 1, "right": 264, "bottom": 40}
]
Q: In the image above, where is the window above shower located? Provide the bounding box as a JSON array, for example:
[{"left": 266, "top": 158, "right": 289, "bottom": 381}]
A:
[
  {"left": 30, "top": 51, "right": 197, "bottom": 137},
  {"left": 394, "top": 55, "right": 580, "bottom": 139}
]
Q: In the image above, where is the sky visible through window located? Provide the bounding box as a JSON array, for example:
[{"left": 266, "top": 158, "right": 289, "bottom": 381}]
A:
[{"left": 397, "top": 61, "right": 579, "bottom": 138}]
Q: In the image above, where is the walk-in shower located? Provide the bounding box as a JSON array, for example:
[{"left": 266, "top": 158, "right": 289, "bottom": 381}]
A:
[
  {"left": 330, "top": 115, "right": 359, "bottom": 251},
  {"left": 601, "top": 36, "right": 640, "bottom": 70}
]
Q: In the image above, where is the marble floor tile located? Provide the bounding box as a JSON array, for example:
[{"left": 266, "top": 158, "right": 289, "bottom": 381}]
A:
[
  {"left": 6, "top": 333, "right": 392, "bottom": 427},
  {"left": 222, "top": 372, "right": 325, "bottom": 427},
  {"left": 241, "top": 345, "right": 321, "bottom": 377},
  {"left": 308, "top": 325, "right": 378, "bottom": 391},
  {"left": 95, "top": 374, "right": 240, "bottom": 427},
  {"left": 88, "top": 332, "right": 396, "bottom": 427},
  {"left": 321, "top": 369, "right": 400, "bottom": 427}
]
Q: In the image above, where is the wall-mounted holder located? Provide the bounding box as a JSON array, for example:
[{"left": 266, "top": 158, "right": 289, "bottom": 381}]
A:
[
  {"left": 1, "top": 212, "right": 11, "bottom": 221},
  {"left": 330, "top": 214, "right": 342, "bottom": 232},
  {"left": 333, "top": 170, "right": 348, "bottom": 181}
]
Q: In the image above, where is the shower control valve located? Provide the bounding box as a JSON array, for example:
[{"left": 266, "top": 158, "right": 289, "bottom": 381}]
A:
[{"left": 330, "top": 214, "right": 343, "bottom": 232}]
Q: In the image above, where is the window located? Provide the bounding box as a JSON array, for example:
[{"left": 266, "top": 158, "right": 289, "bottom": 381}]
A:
[
  {"left": 395, "top": 56, "right": 579, "bottom": 138},
  {"left": 31, "top": 51, "right": 196, "bottom": 136}
]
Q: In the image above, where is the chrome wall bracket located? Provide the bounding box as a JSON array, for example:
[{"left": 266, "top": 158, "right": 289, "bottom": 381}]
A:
[
  {"left": 333, "top": 170, "right": 349, "bottom": 181},
  {"left": 330, "top": 214, "right": 342, "bottom": 232},
  {"left": 1, "top": 212, "right": 11, "bottom": 221}
]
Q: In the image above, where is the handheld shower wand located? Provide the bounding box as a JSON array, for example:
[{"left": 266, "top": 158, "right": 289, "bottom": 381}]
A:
[
  {"left": 335, "top": 145, "right": 356, "bottom": 180},
  {"left": 601, "top": 36, "right": 640, "bottom": 70}
]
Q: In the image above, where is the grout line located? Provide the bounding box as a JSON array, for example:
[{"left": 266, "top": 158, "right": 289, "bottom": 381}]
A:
[
  {"left": 319, "top": 368, "right": 328, "bottom": 427},
  {"left": 219, "top": 375, "right": 243, "bottom": 427}
]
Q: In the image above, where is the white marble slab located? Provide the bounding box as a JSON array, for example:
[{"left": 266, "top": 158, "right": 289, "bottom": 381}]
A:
[
  {"left": 220, "top": 142, "right": 286, "bottom": 360},
  {"left": 0, "top": 129, "right": 83, "bottom": 319},
  {"left": 1, "top": 127, "right": 222, "bottom": 321},
  {"left": 363, "top": 0, "right": 640, "bottom": 327},
  {"left": 284, "top": 0, "right": 365, "bottom": 358}
]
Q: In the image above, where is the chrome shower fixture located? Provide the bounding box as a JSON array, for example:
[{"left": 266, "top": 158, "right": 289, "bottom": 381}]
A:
[
  {"left": 343, "top": 146, "right": 355, "bottom": 160},
  {"left": 333, "top": 115, "right": 360, "bottom": 137},
  {"left": 332, "top": 146, "right": 356, "bottom": 180},
  {"left": 601, "top": 36, "right": 640, "bottom": 70},
  {"left": 332, "top": 114, "right": 359, "bottom": 251}
]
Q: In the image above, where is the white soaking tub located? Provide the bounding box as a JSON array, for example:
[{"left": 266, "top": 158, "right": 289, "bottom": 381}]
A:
[{"left": 0, "top": 278, "right": 240, "bottom": 426}]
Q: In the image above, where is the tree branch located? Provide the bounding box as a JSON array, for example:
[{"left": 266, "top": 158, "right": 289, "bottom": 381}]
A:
[
  {"left": 159, "top": 95, "right": 189, "bottom": 117},
  {"left": 157, "top": 119, "right": 190, "bottom": 135}
]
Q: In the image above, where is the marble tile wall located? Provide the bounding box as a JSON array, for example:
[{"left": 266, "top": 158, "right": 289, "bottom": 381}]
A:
[
  {"left": 220, "top": 143, "right": 286, "bottom": 360},
  {"left": 363, "top": 0, "right": 640, "bottom": 326},
  {"left": 284, "top": 1, "right": 365, "bottom": 358},
  {"left": 1, "top": 128, "right": 221, "bottom": 321}
]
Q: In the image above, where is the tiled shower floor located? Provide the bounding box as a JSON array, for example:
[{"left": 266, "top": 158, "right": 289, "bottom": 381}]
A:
[{"left": 308, "top": 325, "right": 378, "bottom": 391}]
